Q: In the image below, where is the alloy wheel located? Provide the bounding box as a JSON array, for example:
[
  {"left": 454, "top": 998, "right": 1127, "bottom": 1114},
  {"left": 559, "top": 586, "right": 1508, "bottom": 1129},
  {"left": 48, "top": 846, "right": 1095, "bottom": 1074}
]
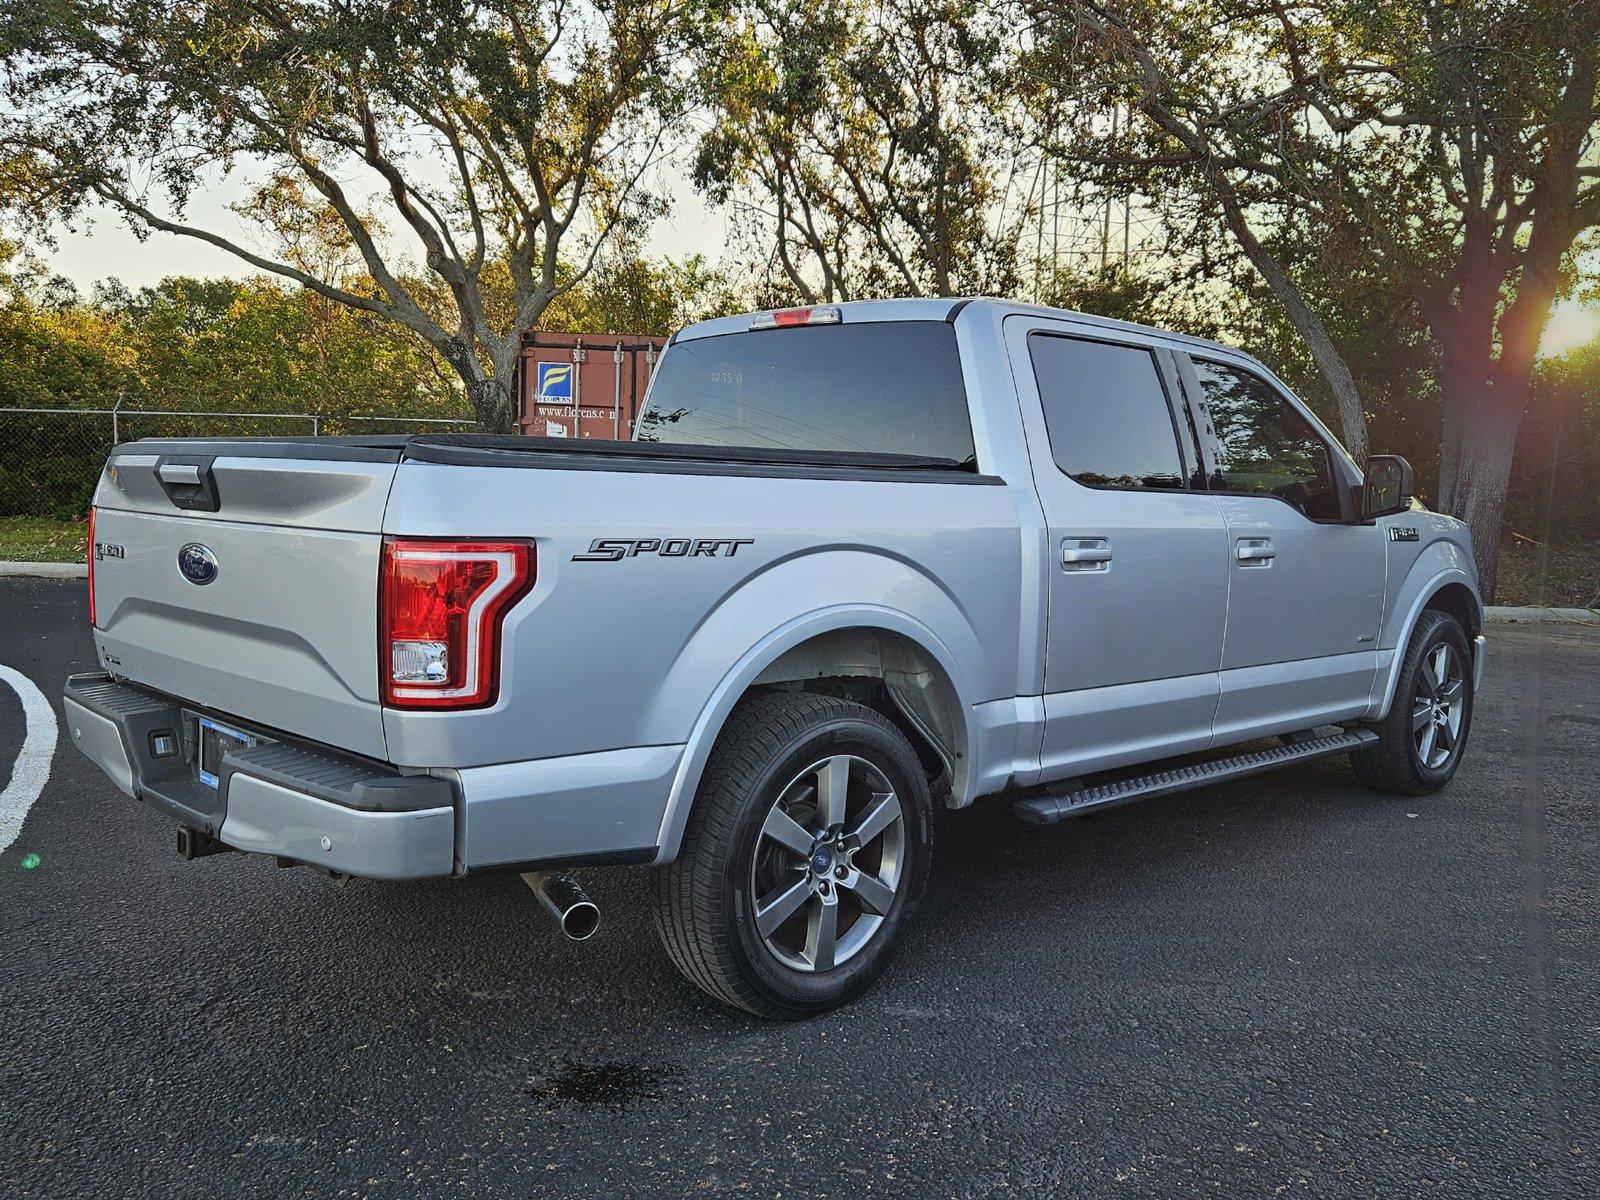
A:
[
  {"left": 749, "top": 754, "right": 907, "bottom": 973},
  {"left": 1412, "top": 642, "right": 1466, "bottom": 770}
]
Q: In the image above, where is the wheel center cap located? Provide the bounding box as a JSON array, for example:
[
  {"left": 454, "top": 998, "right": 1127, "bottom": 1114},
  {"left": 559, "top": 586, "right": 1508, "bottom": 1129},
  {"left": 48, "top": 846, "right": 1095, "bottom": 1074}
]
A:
[{"left": 810, "top": 845, "right": 834, "bottom": 874}]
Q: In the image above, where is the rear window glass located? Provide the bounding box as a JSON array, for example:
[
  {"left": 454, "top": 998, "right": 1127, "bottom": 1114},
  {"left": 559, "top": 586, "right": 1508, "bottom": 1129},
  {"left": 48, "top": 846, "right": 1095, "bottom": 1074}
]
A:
[
  {"left": 636, "top": 322, "right": 976, "bottom": 464},
  {"left": 1029, "top": 334, "right": 1186, "bottom": 489}
]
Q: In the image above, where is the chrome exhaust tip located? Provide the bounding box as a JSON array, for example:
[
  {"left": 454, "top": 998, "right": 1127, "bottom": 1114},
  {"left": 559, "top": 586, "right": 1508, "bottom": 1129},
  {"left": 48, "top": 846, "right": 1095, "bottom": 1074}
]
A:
[{"left": 521, "top": 871, "right": 601, "bottom": 941}]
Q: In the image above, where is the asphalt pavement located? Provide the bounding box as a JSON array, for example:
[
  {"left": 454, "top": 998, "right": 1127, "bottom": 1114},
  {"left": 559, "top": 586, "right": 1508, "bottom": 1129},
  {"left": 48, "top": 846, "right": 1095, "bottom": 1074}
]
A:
[{"left": 0, "top": 577, "right": 1594, "bottom": 1198}]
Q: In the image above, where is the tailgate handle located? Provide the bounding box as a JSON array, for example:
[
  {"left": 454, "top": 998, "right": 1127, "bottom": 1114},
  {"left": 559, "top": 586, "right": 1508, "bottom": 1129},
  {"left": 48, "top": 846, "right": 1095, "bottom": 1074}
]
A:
[
  {"left": 154, "top": 456, "right": 221, "bottom": 513},
  {"left": 157, "top": 463, "right": 202, "bottom": 486}
]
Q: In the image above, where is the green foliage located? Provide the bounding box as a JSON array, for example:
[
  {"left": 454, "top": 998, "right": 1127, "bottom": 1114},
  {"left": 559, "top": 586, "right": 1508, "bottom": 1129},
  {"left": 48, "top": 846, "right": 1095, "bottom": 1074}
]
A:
[
  {"left": 0, "top": 248, "right": 756, "bottom": 517},
  {"left": 541, "top": 254, "right": 750, "bottom": 337},
  {"left": 0, "top": 0, "right": 718, "bottom": 429},
  {"left": 0, "top": 270, "right": 464, "bottom": 517},
  {"left": 1513, "top": 338, "right": 1600, "bottom": 540},
  {"left": 1035, "top": 263, "right": 1198, "bottom": 333},
  {"left": 696, "top": 0, "right": 1021, "bottom": 301},
  {"left": 1019, "top": 0, "right": 1600, "bottom": 595},
  {"left": 107, "top": 277, "right": 459, "bottom": 417},
  {"left": 0, "top": 418, "right": 105, "bottom": 518},
  {"left": 2, "top": 0, "right": 1593, "bottom": 579},
  {"left": 1199, "top": 250, "right": 1443, "bottom": 489},
  {"left": 0, "top": 271, "right": 462, "bottom": 417},
  {"left": 0, "top": 303, "right": 127, "bottom": 408}
]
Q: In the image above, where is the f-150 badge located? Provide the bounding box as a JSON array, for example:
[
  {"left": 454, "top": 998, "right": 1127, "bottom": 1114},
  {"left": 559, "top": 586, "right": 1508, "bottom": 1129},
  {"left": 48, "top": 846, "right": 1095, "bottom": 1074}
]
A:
[
  {"left": 1388, "top": 527, "right": 1419, "bottom": 542},
  {"left": 573, "top": 537, "right": 755, "bottom": 562}
]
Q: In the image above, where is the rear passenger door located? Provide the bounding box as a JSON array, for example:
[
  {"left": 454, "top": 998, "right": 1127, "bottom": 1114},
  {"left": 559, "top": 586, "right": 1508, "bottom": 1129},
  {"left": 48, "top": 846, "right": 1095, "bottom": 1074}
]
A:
[
  {"left": 1176, "top": 354, "right": 1383, "bottom": 741},
  {"left": 1005, "top": 318, "right": 1230, "bottom": 780}
]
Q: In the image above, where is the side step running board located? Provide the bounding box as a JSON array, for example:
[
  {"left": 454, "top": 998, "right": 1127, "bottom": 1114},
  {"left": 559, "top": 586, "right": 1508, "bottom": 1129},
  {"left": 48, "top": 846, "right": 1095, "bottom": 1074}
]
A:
[{"left": 1012, "top": 729, "right": 1379, "bottom": 827}]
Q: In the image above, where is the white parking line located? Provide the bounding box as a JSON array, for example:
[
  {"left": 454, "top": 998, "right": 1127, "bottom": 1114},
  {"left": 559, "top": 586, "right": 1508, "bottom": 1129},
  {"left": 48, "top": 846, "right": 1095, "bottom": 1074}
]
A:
[{"left": 0, "top": 663, "right": 58, "bottom": 856}]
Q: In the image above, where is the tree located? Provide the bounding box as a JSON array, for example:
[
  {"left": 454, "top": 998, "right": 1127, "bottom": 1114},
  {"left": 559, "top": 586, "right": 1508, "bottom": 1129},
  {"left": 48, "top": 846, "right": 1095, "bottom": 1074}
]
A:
[
  {"left": 1025, "top": 0, "right": 1600, "bottom": 596},
  {"left": 0, "top": 0, "right": 708, "bottom": 431},
  {"left": 1036, "top": 261, "right": 1192, "bottom": 330},
  {"left": 695, "top": 0, "right": 1022, "bottom": 301},
  {"left": 541, "top": 252, "right": 749, "bottom": 334},
  {"left": 0, "top": 262, "right": 130, "bottom": 409},
  {"left": 1514, "top": 335, "right": 1600, "bottom": 543},
  {"left": 106, "top": 276, "right": 464, "bottom": 417}
]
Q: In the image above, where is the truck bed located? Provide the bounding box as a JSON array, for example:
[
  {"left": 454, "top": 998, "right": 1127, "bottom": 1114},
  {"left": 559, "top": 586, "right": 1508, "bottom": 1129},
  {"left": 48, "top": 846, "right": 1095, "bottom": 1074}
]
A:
[{"left": 90, "top": 432, "right": 1013, "bottom": 762}]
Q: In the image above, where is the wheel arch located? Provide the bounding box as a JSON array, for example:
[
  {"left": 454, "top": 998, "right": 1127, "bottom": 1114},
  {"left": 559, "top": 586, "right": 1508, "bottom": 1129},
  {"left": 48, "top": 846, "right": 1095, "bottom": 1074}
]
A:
[
  {"left": 1422, "top": 581, "right": 1481, "bottom": 637},
  {"left": 651, "top": 608, "right": 977, "bottom": 865},
  {"left": 1366, "top": 560, "right": 1484, "bottom": 721}
]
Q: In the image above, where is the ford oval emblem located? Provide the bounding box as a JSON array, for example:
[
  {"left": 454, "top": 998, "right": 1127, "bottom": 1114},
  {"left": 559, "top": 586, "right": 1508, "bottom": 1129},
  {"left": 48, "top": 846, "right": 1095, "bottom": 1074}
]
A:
[{"left": 177, "top": 543, "right": 219, "bottom": 586}]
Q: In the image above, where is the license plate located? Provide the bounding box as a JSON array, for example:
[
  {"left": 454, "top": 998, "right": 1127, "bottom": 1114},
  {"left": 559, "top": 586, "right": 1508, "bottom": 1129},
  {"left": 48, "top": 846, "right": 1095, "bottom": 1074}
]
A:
[{"left": 197, "top": 718, "right": 254, "bottom": 788}]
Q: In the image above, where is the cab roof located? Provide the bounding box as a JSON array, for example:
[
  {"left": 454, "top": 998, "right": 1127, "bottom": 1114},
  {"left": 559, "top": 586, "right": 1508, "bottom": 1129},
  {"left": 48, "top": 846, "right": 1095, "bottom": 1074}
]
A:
[{"left": 671, "top": 297, "right": 1245, "bottom": 361}]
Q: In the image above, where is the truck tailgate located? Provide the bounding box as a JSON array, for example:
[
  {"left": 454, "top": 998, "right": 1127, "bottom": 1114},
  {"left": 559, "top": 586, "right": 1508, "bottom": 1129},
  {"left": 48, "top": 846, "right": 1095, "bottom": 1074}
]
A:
[{"left": 89, "top": 443, "right": 400, "bottom": 761}]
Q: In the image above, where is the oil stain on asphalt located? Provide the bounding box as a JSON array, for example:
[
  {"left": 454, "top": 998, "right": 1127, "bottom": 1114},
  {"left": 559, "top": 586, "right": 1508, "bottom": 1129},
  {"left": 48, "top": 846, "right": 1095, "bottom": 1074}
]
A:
[{"left": 526, "top": 1060, "right": 678, "bottom": 1115}]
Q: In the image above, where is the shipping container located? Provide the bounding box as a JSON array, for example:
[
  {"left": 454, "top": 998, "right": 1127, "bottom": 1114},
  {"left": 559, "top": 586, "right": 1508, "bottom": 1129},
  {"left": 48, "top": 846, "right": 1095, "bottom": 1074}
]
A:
[{"left": 516, "top": 330, "right": 670, "bottom": 441}]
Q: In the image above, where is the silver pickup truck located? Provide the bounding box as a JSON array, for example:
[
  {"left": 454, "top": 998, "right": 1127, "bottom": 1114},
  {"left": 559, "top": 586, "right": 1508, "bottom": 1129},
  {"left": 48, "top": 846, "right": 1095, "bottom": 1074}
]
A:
[{"left": 65, "top": 298, "right": 1484, "bottom": 1017}]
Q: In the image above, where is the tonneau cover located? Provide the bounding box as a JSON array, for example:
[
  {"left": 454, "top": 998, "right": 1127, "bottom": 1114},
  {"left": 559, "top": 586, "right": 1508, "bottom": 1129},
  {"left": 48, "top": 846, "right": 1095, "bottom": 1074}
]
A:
[
  {"left": 115, "top": 433, "right": 976, "bottom": 473},
  {"left": 402, "top": 434, "right": 977, "bottom": 473}
]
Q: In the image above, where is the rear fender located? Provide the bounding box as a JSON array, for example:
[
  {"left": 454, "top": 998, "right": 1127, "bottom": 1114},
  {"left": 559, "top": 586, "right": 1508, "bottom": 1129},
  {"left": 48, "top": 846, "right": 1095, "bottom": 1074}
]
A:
[{"left": 647, "top": 552, "right": 986, "bottom": 864}]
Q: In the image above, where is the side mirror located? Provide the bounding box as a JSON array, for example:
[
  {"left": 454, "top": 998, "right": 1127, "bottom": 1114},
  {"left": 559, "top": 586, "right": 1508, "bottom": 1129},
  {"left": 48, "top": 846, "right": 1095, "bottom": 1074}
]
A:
[{"left": 1361, "top": 454, "right": 1413, "bottom": 519}]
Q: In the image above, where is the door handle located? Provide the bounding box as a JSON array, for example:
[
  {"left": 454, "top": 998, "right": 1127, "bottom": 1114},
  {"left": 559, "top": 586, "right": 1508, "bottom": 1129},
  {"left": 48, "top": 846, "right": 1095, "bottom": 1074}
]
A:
[
  {"left": 1236, "top": 537, "right": 1276, "bottom": 565},
  {"left": 1062, "top": 537, "right": 1112, "bottom": 572}
]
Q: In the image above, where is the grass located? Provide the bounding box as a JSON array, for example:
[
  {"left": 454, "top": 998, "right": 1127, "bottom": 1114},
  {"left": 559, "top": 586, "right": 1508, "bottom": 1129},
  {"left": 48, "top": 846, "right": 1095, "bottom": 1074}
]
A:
[
  {"left": 1, "top": 513, "right": 1595, "bottom": 607},
  {"left": 0, "top": 516, "right": 89, "bottom": 564}
]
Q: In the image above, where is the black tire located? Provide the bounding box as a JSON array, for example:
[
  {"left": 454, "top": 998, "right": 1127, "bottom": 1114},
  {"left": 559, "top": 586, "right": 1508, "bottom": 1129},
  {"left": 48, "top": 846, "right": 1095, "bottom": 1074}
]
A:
[
  {"left": 651, "top": 691, "right": 933, "bottom": 1018},
  {"left": 1352, "top": 609, "right": 1474, "bottom": 795}
]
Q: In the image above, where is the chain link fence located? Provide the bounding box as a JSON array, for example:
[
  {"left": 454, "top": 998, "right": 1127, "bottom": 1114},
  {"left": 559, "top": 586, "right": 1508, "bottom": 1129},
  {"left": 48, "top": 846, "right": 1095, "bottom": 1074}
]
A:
[{"left": 0, "top": 402, "right": 477, "bottom": 520}]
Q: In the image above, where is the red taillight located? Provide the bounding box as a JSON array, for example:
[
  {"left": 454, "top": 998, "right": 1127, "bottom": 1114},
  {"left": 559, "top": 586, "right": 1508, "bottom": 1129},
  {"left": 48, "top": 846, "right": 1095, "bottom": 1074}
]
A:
[
  {"left": 380, "top": 538, "right": 534, "bottom": 710},
  {"left": 87, "top": 506, "right": 98, "bottom": 627}
]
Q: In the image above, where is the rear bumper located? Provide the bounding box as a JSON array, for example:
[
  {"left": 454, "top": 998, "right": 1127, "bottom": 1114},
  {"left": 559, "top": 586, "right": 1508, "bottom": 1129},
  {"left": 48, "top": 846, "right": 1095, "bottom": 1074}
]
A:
[{"left": 62, "top": 673, "right": 455, "bottom": 880}]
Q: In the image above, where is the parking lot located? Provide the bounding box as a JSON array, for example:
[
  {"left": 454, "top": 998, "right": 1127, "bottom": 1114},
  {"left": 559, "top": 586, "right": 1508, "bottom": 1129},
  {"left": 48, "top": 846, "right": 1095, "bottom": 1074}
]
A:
[{"left": 0, "top": 575, "right": 1594, "bottom": 1198}]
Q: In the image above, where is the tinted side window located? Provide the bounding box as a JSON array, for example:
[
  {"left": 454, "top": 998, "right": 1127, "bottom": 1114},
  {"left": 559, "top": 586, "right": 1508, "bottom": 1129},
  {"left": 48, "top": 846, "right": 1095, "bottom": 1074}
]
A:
[
  {"left": 637, "top": 322, "right": 975, "bottom": 463},
  {"left": 1190, "top": 359, "right": 1338, "bottom": 518},
  {"left": 1029, "top": 334, "right": 1185, "bottom": 489}
]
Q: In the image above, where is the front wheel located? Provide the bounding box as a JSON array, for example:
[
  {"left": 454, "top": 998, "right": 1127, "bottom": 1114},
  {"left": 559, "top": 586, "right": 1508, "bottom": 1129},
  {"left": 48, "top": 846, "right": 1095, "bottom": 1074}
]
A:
[
  {"left": 1353, "top": 609, "right": 1475, "bottom": 795},
  {"left": 651, "top": 691, "right": 933, "bottom": 1018}
]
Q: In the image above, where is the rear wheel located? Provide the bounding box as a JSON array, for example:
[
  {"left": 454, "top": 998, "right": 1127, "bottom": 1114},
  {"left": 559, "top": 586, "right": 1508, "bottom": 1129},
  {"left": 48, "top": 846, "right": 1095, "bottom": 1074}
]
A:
[
  {"left": 651, "top": 691, "right": 932, "bottom": 1018},
  {"left": 1352, "top": 609, "right": 1474, "bottom": 795}
]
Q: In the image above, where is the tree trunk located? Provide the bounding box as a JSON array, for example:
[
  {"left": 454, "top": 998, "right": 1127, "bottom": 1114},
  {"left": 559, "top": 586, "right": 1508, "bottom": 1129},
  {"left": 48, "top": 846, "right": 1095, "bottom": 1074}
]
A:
[
  {"left": 1437, "top": 370, "right": 1528, "bottom": 602},
  {"left": 467, "top": 374, "right": 518, "bottom": 434},
  {"left": 433, "top": 337, "right": 518, "bottom": 435},
  {"left": 1284, "top": 300, "right": 1369, "bottom": 465}
]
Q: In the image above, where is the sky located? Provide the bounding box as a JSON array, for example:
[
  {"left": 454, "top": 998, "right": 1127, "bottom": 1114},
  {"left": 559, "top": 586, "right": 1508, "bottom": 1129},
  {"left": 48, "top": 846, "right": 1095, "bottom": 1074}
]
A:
[
  {"left": 44, "top": 164, "right": 731, "bottom": 299},
  {"left": 40, "top": 177, "right": 1600, "bottom": 359}
]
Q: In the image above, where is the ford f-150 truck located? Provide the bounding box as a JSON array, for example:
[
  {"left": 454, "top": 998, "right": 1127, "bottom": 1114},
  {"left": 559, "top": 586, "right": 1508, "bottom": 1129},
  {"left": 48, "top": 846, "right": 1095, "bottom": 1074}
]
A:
[{"left": 64, "top": 298, "right": 1485, "bottom": 1017}]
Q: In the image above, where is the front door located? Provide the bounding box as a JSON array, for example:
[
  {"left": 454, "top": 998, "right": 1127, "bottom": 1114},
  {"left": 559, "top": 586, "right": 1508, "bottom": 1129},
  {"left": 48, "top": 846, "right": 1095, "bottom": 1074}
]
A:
[
  {"left": 1177, "top": 354, "right": 1384, "bottom": 743},
  {"left": 1006, "top": 318, "right": 1230, "bottom": 780}
]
